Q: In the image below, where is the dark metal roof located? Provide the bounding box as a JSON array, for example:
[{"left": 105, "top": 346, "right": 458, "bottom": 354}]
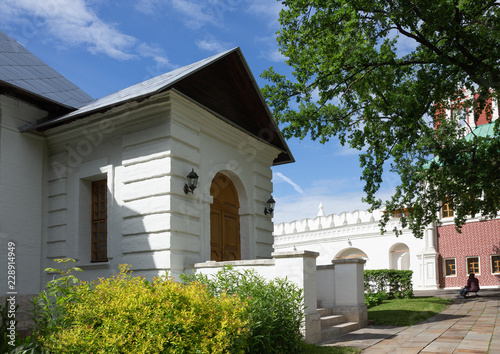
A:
[
  {"left": 0, "top": 30, "right": 93, "bottom": 109},
  {"left": 22, "top": 47, "right": 294, "bottom": 165}
]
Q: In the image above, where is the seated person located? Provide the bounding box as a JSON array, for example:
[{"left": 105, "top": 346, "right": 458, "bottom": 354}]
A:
[{"left": 458, "top": 273, "right": 480, "bottom": 298}]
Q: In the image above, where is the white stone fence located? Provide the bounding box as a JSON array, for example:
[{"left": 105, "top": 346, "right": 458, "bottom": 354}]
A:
[
  {"left": 274, "top": 210, "right": 384, "bottom": 236},
  {"left": 190, "top": 251, "right": 367, "bottom": 344}
]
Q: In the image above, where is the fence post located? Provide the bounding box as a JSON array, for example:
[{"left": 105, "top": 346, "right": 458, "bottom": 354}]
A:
[
  {"left": 272, "top": 250, "right": 321, "bottom": 343},
  {"left": 330, "top": 258, "right": 368, "bottom": 326}
]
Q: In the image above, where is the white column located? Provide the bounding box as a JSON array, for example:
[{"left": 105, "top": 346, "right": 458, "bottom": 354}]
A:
[{"left": 416, "top": 223, "right": 439, "bottom": 290}]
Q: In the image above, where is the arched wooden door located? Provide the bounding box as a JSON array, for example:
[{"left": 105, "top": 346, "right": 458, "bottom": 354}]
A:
[{"left": 210, "top": 173, "right": 241, "bottom": 261}]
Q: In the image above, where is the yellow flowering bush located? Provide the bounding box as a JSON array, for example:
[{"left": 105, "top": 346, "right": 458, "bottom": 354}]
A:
[{"left": 41, "top": 265, "right": 250, "bottom": 353}]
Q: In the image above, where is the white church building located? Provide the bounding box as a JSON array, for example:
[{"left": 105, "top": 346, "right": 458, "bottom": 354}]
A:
[
  {"left": 6, "top": 27, "right": 496, "bottom": 343},
  {"left": 1, "top": 30, "right": 369, "bottom": 343}
]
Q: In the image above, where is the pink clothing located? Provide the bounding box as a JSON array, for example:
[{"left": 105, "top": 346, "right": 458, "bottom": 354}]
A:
[{"left": 466, "top": 278, "right": 480, "bottom": 292}]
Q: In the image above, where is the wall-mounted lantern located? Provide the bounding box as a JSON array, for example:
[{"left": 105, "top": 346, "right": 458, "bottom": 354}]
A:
[
  {"left": 184, "top": 168, "right": 199, "bottom": 194},
  {"left": 264, "top": 196, "right": 275, "bottom": 216}
]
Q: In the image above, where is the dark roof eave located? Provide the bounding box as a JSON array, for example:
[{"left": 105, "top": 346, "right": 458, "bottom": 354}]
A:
[
  {"left": 1, "top": 80, "right": 76, "bottom": 118},
  {"left": 18, "top": 91, "right": 153, "bottom": 133},
  {"left": 232, "top": 50, "right": 294, "bottom": 165}
]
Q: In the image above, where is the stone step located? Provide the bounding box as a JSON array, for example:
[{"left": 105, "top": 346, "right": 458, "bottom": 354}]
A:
[
  {"left": 336, "top": 321, "right": 360, "bottom": 335},
  {"left": 320, "top": 314, "right": 346, "bottom": 328},
  {"left": 321, "top": 322, "right": 360, "bottom": 341},
  {"left": 317, "top": 307, "right": 333, "bottom": 317},
  {"left": 321, "top": 326, "right": 341, "bottom": 341}
]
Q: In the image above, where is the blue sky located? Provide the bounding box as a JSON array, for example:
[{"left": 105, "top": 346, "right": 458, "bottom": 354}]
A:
[{"left": 0, "top": 0, "right": 401, "bottom": 224}]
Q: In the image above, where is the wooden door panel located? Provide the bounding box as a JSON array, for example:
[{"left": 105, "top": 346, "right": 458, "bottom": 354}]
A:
[
  {"left": 210, "top": 173, "right": 241, "bottom": 261},
  {"left": 210, "top": 209, "right": 223, "bottom": 261},
  {"left": 224, "top": 213, "right": 239, "bottom": 247},
  {"left": 224, "top": 212, "right": 240, "bottom": 260}
]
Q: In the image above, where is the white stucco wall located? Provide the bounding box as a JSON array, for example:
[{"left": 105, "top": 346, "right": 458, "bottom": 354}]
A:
[
  {"left": 40, "top": 90, "right": 280, "bottom": 285},
  {"left": 0, "top": 95, "right": 47, "bottom": 295}
]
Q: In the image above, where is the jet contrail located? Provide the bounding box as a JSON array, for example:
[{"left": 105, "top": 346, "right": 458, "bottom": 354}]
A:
[{"left": 274, "top": 172, "right": 304, "bottom": 194}]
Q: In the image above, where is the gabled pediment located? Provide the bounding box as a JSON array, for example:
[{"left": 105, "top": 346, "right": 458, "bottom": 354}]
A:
[{"left": 21, "top": 48, "right": 293, "bottom": 165}]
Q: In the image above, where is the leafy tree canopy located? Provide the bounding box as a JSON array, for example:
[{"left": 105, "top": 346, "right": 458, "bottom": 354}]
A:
[{"left": 262, "top": 0, "right": 500, "bottom": 237}]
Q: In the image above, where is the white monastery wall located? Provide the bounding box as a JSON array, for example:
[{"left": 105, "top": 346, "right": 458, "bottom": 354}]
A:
[
  {"left": 0, "top": 95, "right": 47, "bottom": 295},
  {"left": 274, "top": 207, "right": 433, "bottom": 289}
]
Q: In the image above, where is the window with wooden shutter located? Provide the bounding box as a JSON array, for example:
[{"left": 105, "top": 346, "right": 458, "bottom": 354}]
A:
[
  {"left": 466, "top": 257, "right": 479, "bottom": 275},
  {"left": 491, "top": 255, "right": 500, "bottom": 274},
  {"left": 442, "top": 198, "right": 454, "bottom": 218},
  {"left": 445, "top": 259, "right": 456, "bottom": 276},
  {"left": 91, "top": 180, "right": 107, "bottom": 262}
]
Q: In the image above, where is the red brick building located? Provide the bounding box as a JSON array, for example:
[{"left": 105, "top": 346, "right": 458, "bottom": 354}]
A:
[
  {"left": 435, "top": 96, "right": 499, "bottom": 289},
  {"left": 437, "top": 219, "right": 500, "bottom": 288}
]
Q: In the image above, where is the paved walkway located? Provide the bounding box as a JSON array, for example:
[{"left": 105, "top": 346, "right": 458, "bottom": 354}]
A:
[{"left": 321, "top": 289, "right": 500, "bottom": 353}]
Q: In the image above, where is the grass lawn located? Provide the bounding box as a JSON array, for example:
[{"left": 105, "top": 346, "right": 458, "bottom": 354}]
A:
[
  {"left": 300, "top": 342, "right": 361, "bottom": 353},
  {"left": 368, "top": 296, "right": 453, "bottom": 326}
]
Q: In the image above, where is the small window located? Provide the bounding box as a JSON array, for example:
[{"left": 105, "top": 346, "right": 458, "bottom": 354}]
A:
[
  {"left": 91, "top": 180, "right": 107, "bottom": 262},
  {"left": 442, "top": 199, "right": 454, "bottom": 218},
  {"left": 491, "top": 255, "right": 500, "bottom": 274},
  {"left": 394, "top": 209, "right": 409, "bottom": 218},
  {"left": 445, "top": 259, "right": 456, "bottom": 276},
  {"left": 466, "top": 257, "right": 480, "bottom": 275}
]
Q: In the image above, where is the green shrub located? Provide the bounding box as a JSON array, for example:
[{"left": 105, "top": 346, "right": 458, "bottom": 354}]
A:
[
  {"left": 40, "top": 264, "right": 250, "bottom": 353},
  {"left": 6, "top": 259, "right": 81, "bottom": 354},
  {"left": 364, "top": 292, "right": 388, "bottom": 309},
  {"left": 364, "top": 270, "right": 413, "bottom": 299},
  {"left": 30, "top": 258, "right": 83, "bottom": 338},
  {"left": 181, "top": 266, "right": 305, "bottom": 354}
]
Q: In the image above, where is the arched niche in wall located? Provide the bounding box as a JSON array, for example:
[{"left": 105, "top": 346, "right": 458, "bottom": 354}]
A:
[
  {"left": 335, "top": 247, "right": 368, "bottom": 261},
  {"left": 389, "top": 243, "right": 410, "bottom": 270}
]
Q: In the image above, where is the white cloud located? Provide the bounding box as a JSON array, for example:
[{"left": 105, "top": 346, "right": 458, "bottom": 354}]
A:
[
  {"left": 0, "top": 0, "right": 176, "bottom": 69},
  {"left": 135, "top": 0, "right": 238, "bottom": 28},
  {"left": 245, "top": 0, "right": 283, "bottom": 26},
  {"left": 196, "top": 37, "right": 233, "bottom": 53},
  {"left": 169, "top": 0, "right": 223, "bottom": 29},
  {"left": 268, "top": 49, "right": 285, "bottom": 63},
  {"left": 137, "top": 42, "right": 171, "bottom": 68},
  {"left": 135, "top": 0, "right": 283, "bottom": 32},
  {"left": 273, "top": 172, "right": 304, "bottom": 194},
  {"left": 255, "top": 36, "right": 286, "bottom": 63},
  {"left": 0, "top": 0, "right": 137, "bottom": 60},
  {"left": 134, "top": 0, "right": 163, "bottom": 16}
]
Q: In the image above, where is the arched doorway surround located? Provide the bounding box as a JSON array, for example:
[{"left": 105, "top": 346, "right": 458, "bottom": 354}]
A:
[
  {"left": 210, "top": 172, "right": 241, "bottom": 261},
  {"left": 390, "top": 243, "right": 410, "bottom": 270}
]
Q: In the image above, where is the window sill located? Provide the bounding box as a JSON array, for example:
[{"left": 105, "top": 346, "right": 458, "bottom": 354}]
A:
[{"left": 79, "top": 262, "right": 111, "bottom": 270}]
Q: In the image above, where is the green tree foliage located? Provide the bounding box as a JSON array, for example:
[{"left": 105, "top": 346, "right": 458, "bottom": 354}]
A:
[{"left": 262, "top": 0, "right": 500, "bottom": 237}]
